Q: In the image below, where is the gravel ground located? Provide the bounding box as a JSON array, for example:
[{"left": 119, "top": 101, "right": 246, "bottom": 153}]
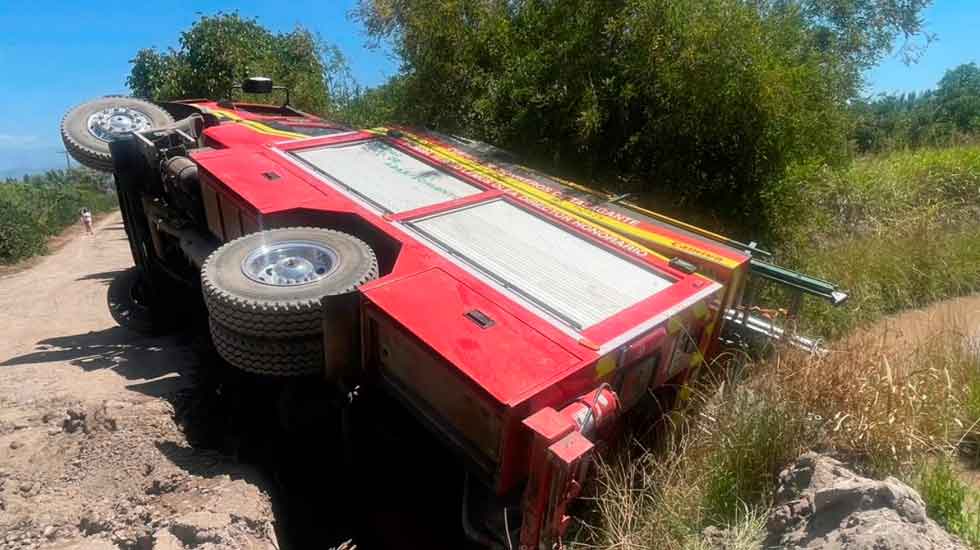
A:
[{"left": 0, "top": 212, "right": 279, "bottom": 550}]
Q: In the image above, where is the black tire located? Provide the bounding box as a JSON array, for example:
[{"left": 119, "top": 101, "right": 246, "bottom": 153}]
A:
[
  {"left": 61, "top": 97, "right": 174, "bottom": 172},
  {"left": 202, "top": 227, "right": 378, "bottom": 338},
  {"left": 107, "top": 267, "right": 156, "bottom": 335},
  {"left": 210, "top": 320, "right": 324, "bottom": 376}
]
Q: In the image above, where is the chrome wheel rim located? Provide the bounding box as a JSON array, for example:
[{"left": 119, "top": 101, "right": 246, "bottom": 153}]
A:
[
  {"left": 242, "top": 241, "right": 338, "bottom": 287},
  {"left": 86, "top": 106, "right": 154, "bottom": 142}
]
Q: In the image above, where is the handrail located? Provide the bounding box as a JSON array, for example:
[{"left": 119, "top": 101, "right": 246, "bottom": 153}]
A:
[{"left": 749, "top": 259, "right": 848, "bottom": 305}]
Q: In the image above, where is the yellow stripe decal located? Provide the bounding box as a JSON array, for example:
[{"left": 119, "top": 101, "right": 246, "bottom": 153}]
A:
[
  {"left": 210, "top": 109, "right": 306, "bottom": 139},
  {"left": 544, "top": 173, "right": 735, "bottom": 246},
  {"left": 396, "top": 131, "right": 740, "bottom": 270},
  {"left": 378, "top": 130, "right": 672, "bottom": 264}
]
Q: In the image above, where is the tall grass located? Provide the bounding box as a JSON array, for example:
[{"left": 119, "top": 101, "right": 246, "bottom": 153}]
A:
[
  {"left": 576, "top": 324, "right": 980, "bottom": 549},
  {"left": 796, "top": 221, "right": 980, "bottom": 339},
  {"left": 574, "top": 371, "right": 811, "bottom": 549},
  {"left": 771, "top": 145, "right": 980, "bottom": 245},
  {"left": 573, "top": 142, "right": 980, "bottom": 550},
  {"left": 762, "top": 330, "right": 979, "bottom": 472},
  {"left": 700, "top": 390, "right": 810, "bottom": 524},
  {"left": 764, "top": 144, "right": 980, "bottom": 339}
]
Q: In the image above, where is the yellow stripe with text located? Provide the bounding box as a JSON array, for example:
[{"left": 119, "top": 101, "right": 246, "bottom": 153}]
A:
[
  {"left": 396, "top": 131, "right": 740, "bottom": 270},
  {"left": 384, "top": 130, "right": 673, "bottom": 264}
]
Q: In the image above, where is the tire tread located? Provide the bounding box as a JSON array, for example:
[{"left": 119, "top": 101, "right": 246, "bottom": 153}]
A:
[
  {"left": 60, "top": 97, "right": 174, "bottom": 173},
  {"left": 201, "top": 227, "right": 378, "bottom": 338},
  {"left": 210, "top": 320, "right": 323, "bottom": 376}
]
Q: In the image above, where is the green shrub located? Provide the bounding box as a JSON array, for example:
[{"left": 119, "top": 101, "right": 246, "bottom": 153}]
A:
[
  {"left": 0, "top": 191, "right": 46, "bottom": 262},
  {"left": 352, "top": 0, "right": 931, "bottom": 233},
  {"left": 918, "top": 458, "right": 980, "bottom": 548},
  {"left": 920, "top": 459, "right": 968, "bottom": 531},
  {"left": 0, "top": 169, "right": 116, "bottom": 265}
]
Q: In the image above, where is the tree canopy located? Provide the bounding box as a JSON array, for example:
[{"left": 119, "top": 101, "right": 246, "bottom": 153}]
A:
[
  {"left": 352, "top": 0, "right": 933, "bottom": 228},
  {"left": 127, "top": 13, "right": 355, "bottom": 115},
  {"left": 123, "top": 4, "right": 937, "bottom": 236},
  {"left": 853, "top": 62, "right": 980, "bottom": 153}
]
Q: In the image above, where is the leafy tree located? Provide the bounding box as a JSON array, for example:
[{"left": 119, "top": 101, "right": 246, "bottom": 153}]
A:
[
  {"left": 851, "top": 63, "right": 980, "bottom": 153},
  {"left": 127, "top": 13, "right": 355, "bottom": 115},
  {"left": 937, "top": 62, "right": 980, "bottom": 134},
  {"left": 337, "top": 76, "right": 411, "bottom": 128},
  {"left": 792, "top": 0, "right": 934, "bottom": 75},
  {"left": 352, "top": 0, "right": 930, "bottom": 231}
]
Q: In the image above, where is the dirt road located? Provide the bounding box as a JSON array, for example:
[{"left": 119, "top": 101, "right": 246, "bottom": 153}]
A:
[{"left": 0, "top": 212, "right": 278, "bottom": 550}]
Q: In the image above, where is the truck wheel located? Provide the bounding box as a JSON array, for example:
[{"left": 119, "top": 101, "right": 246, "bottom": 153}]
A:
[
  {"left": 202, "top": 227, "right": 378, "bottom": 339},
  {"left": 107, "top": 267, "right": 156, "bottom": 335},
  {"left": 61, "top": 97, "right": 174, "bottom": 172},
  {"left": 210, "top": 320, "right": 324, "bottom": 376}
]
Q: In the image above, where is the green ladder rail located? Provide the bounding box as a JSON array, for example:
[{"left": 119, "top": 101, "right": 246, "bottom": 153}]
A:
[{"left": 749, "top": 258, "right": 848, "bottom": 306}]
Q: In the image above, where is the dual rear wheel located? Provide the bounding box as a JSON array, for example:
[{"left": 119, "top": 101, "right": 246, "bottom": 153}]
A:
[{"left": 201, "top": 227, "right": 378, "bottom": 376}]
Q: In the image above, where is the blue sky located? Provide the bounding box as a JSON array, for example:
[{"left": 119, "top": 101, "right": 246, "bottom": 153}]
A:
[
  {"left": 0, "top": 1, "right": 976, "bottom": 177},
  {"left": 866, "top": 1, "right": 979, "bottom": 95}
]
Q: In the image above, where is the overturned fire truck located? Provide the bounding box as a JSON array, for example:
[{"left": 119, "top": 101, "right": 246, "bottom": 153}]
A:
[{"left": 62, "top": 77, "right": 846, "bottom": 549}]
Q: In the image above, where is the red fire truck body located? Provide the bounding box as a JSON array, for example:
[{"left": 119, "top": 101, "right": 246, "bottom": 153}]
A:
[
  {"left": 192, "top": 123, "right": 726, "bottom": 482},
  {"left": 62, "top": 88, "right": 841, "bottom": 548}
]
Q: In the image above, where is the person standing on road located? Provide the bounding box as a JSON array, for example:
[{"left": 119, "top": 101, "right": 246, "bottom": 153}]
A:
[{"left": 80, "top": 208, "right": 93, "bottom": 236}]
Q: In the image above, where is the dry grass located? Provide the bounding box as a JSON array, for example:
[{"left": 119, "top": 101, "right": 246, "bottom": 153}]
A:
[
  {"left": 574, "top": 435, "right": 707, "bottom": 549},
  {"left": 752, "top": 327, "right": 979, "bottom": 471},
  {"left": 574, "top": 310, "right": 980, "bottom": 549},
  {"left": 572, "top": 364, "right": 810, "bottom": 549}
]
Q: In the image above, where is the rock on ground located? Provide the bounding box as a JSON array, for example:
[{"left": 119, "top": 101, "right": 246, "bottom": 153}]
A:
[{"left": 764, "top": 452, "right": 968, "bottom": 550}]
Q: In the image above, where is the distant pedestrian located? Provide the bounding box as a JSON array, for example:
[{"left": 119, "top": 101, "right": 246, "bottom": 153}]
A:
[{"left": 80, "top": 208, "right": 93, "bottom": 236}]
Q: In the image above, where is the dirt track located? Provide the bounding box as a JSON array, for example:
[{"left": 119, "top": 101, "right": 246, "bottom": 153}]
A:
[{"left": 0, "top": 212, "right": 278, "bottom": 549}]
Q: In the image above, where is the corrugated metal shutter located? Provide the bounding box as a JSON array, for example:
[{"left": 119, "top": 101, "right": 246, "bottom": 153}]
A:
[
  {"left": 411, "top": 200, "right": 673, "bottom": 329},
  {"left": 293, "top": 140, "right": 481, "bottom": 213}
]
